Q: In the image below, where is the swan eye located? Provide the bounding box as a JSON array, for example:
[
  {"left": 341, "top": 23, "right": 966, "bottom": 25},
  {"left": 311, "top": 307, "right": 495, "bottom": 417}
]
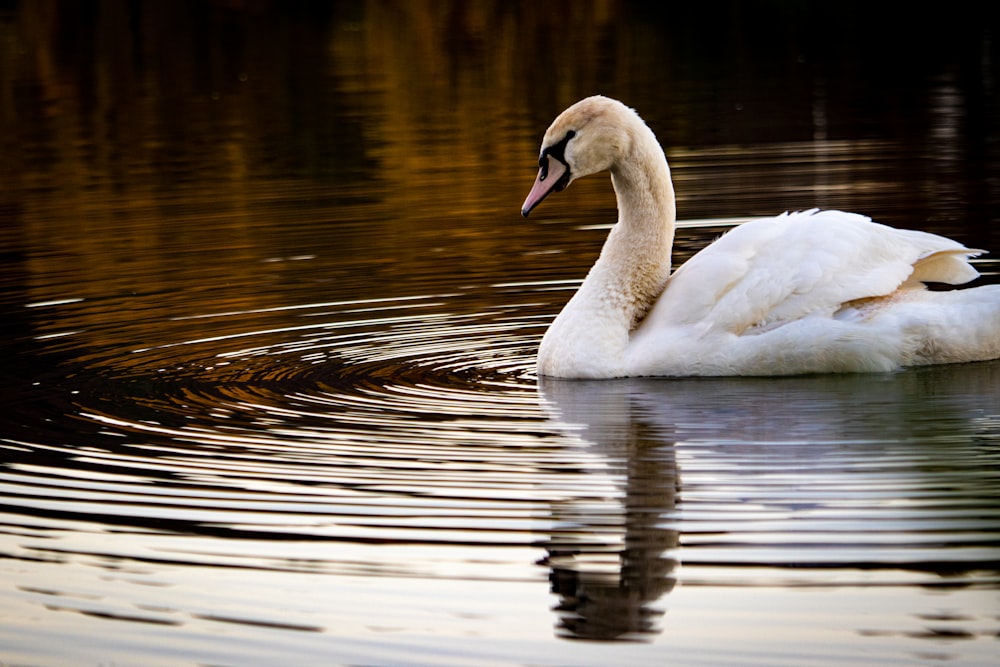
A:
[{"left": 539, "top": 130, "right": 577, "bottom": 178}]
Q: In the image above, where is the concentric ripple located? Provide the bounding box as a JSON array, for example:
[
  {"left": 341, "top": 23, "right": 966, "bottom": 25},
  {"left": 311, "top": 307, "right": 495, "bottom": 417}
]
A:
[
  {"left": 5, "top": 290, "right": 582, "bottom": 556},
  {"left": 5, "top": 281, "right": 1000, "bottom": 581},
  {"left": 3, "top": 265, "right": 1000, "bottom": 655}
]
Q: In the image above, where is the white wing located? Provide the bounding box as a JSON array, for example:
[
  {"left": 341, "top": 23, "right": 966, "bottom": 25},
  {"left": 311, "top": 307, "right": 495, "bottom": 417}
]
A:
[{"left": 636, "top": 209, "right": 981, "bottom": 337}]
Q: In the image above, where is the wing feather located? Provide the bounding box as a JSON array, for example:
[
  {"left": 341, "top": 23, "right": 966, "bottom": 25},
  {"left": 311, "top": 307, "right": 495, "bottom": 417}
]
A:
[{"left": 636, "top": 210, "right": 981, "bottom": 337}]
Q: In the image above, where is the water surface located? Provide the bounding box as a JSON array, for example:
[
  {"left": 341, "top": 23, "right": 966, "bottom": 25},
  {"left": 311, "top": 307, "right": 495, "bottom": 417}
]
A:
[{"left": 1, "top": 3, "right": 999, "bottom": 666}]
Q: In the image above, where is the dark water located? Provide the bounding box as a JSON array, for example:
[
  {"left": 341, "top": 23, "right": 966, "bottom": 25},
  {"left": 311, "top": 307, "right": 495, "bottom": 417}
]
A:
[{"left": 2, "top": 3, "right": 999, "bottom": 665}]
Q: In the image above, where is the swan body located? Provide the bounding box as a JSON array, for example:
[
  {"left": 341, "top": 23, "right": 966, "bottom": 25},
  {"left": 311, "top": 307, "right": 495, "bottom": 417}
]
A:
[{"left": 522, "top": 96, "right": 1000, "bottom": 378}]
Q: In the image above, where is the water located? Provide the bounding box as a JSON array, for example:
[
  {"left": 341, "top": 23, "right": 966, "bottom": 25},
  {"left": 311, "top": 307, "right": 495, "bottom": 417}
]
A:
[{"left": 2, "top": 3, "right": 999, "bottom": 665}]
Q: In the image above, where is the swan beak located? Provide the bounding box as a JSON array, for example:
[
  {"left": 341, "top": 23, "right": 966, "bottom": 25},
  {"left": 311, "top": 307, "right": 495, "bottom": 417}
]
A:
[{"left": 521, "top": 155, "right": 569, "bottom": 217}]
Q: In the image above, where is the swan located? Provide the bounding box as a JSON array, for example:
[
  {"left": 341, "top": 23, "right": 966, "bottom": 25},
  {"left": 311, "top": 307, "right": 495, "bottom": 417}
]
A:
[{"left": 522, "top": 95, "right": 1000, "bottom": 378}]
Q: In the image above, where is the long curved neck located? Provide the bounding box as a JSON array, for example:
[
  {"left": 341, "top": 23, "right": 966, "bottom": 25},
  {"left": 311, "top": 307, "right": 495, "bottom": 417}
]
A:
[
  {"left": 595, "top": 130, "right": 676, "bottom": 329},
  {"left": 537, "top": 117, "right": 676, "bottom": 378}
]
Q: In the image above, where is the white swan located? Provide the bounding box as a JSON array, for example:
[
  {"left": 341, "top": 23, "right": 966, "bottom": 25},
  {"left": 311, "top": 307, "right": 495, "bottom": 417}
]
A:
[{"left": 522, "top": 95, "right": 1000, "bottom": 378}]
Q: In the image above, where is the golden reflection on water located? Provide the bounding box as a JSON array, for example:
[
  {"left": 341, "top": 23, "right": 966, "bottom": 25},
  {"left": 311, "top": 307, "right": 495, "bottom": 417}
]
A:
[
  {"left": 6, "top": 2, "right": 998, "bottom": 313},
  {"left": 1, "top": 2, "right": 1000, "bottom": 666}
]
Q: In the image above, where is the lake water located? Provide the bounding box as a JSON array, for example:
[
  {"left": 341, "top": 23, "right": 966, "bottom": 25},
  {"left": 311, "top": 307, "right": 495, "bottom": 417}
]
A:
[{"left": 1, "top": 3, "right": 999, "bottom": 666}]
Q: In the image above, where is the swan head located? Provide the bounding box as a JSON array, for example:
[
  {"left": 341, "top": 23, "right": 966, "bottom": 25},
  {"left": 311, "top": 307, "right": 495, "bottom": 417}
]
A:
[{"left": 521, "top": 96, "right": 640, "bottom": 217}]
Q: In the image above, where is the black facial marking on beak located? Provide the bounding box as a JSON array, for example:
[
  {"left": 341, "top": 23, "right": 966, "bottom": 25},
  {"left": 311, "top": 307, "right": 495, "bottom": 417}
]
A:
[
  {"left": 539, "top": 130, "right": 575, "bottom": 190},
  {"left": 521, "top": 130, "right": 577, "bottom": 217},
  {"left": 540, "top": 130, "right": 575, "bottom": 173}
]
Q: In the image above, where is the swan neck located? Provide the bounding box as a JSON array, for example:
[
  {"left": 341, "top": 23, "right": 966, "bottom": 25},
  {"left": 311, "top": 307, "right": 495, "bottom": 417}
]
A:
[
  {"left": 598, "top": 131, "right": 676, "bottom": 326},
  {"left": 537, "top": 110, "right": 677, "bottom": 378},
  {"left": 610, "top": 140, "right": 676, "bottom": 244}
]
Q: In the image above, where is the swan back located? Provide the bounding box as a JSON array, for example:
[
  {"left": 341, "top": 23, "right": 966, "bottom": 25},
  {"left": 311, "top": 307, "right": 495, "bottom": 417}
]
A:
[{"left": 638, "top": 209, "right": 982, "bottom": 337}]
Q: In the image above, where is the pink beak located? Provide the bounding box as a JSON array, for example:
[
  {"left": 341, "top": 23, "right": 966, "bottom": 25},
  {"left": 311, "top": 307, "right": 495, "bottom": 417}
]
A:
[{"left": 521, "top": 155, "right": 569, "bottom": 217}]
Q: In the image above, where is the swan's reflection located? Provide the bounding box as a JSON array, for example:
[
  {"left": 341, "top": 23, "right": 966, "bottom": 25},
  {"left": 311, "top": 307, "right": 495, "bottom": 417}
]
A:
[
  {"left": 538, "top": 361, "right": 1000, "bottom": 641},
  {"left": 538, "top": 378, "right": 680, "bottom": 641}
]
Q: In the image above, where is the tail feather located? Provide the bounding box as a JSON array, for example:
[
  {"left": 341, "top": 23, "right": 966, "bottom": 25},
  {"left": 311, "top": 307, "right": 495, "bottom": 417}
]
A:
[{"left": 908, "top": 248, "right": 983, "bottom": 286}]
